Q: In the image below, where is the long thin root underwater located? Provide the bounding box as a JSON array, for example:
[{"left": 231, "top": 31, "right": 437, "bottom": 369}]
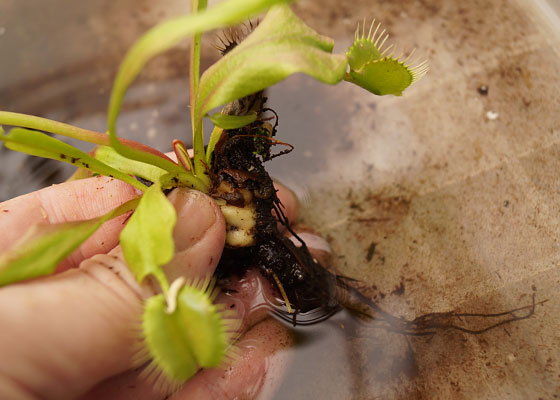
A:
[
  {"left": 400, "top": 294, "right": 546, "bottom": 336},
  {"left": 339, "top": 280, "right": 547, "bottom": 337}
]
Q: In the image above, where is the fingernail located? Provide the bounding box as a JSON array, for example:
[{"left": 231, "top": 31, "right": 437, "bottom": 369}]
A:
[{"left": 167, "top": 188, "right": 217, "bottom": 252}]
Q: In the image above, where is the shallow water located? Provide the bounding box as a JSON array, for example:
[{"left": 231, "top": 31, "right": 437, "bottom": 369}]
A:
[{"left": 1, "top": 0, "right": 560, "bottom": 399}]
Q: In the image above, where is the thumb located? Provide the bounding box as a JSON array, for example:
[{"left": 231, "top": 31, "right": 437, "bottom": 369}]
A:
[{"left": 0, "top": 188, "right": 225, "bottom": 400}]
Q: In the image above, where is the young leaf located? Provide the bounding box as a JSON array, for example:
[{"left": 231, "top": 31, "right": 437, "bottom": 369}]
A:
[
  {"left": 142, "top": 280, "right": 231, "bottom": 385},
  {"left": 208, "top": 112, "right": 257, "bottom": 129},
  {"left": 95, "top": 146, "right": 167, "bottom": 183},
  {"left": 194, "top": 4, "right": 348, "bottom": 120},
  {"left": 120, "top": 183, "right": 176, "bottom": 289},
  {"left": 0, "top": 199, "right": 139, "bottom": 287},
  {"left": 172, "top": 139, "right": 194, "bottom": 172},
  {"left": 0, "top": 128, "right": 148, "bottom": 192},
  {"left": 205, "top": 126, "right": 224, "bottom": 165},
  {"left": 107, "top": 0, "right": 293, "bottom": 173}
]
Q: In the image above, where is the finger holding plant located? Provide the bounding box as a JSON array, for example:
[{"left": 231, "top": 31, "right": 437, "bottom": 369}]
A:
[
  {"left": 0, "top": 177, "right": 299, "bottom": 398},
  {"left": 0, "top": 181, "right": 226, "bottom": 397},
  {"left": 0, "top": 0, "right": 426, "bottom": 393}
]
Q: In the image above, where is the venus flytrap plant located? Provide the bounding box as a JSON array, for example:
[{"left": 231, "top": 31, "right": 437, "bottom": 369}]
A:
[{"left": 0, "top": 0, "right": 426, "bottom": 388}]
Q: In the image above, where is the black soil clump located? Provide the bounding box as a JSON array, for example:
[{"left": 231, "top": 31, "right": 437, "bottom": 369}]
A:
[{"left": 210, "top": 93, "right": 339, "bottom": 325}]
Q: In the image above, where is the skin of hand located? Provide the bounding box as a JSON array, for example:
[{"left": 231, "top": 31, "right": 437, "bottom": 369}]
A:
[{"left": 0, "top": 174, "right": 299, "bottom": 400}]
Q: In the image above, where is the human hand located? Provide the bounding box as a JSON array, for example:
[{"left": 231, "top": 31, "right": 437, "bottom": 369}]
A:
[{"left": 0, "top": 174, "right": 298, "bottom": 399}]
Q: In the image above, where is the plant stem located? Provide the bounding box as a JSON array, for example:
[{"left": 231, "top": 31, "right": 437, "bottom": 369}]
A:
[
  {"left": 189, "top": 0, "right": 212, "bottom": 188},
  {"left": 178, "top": 174, "right": 210, "bottom": 192},
  {"left": 0, "top": 111, "right": 176, "bottom": 164},
  {"left": 107, "top": 197, "right": 141, "bottom": 220},
  {"left": 109, "top": 136, "right": 187, "bottom": 177},
  {"left": 192, "top": 123, "right": 211, "bottom": 186},
  {"left": 153, "top": 268, "right": 170, "bottom": 296},
  {"left": 160, "top": 171, "right": 210, "bottom": 193},
  {"left": 189, "top": 0, "right": 208, "bottom": 125}
]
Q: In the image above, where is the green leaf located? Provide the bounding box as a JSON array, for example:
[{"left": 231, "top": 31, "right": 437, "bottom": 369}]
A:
[
  {"left": 0, "top": 128, "right": 148, "bottom": 191},
  {"left": 95, "top": 146, "right": 167, "bottom": 183},
  {"left": 205, "top": 126, "right": 224, "bottom": 165},
  {"left": 107, "top": 0, "right": 293, "bottom": 174},
  {"left": 142, "top": 283, "right": 228, "bottom": 383},
  {"left": 209, "top": 112, "right": 257, "bottom": 129},
  {"left": 0, "top": 223, "right": 97, "bottom": 287},
  {"left": 0, "top": 111, "right": 116, "bottom": 146},
  {"left": 195, "top": 4, "right": 348, "bottom": 120},
  {"left": 0, "top": 112, "right": 180, "bottom": 168},
  {"left": 0, "top": 199, "right": 139, "bottom": 287},
  {"left": 120, "top": 183, "right": 176, "bottom": 287},
  {"left": 346, "top": 57, "right": 415, "bottom": 96},
  {"left": 158, "top": 172, "right": 208, "bottom": 190}
]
